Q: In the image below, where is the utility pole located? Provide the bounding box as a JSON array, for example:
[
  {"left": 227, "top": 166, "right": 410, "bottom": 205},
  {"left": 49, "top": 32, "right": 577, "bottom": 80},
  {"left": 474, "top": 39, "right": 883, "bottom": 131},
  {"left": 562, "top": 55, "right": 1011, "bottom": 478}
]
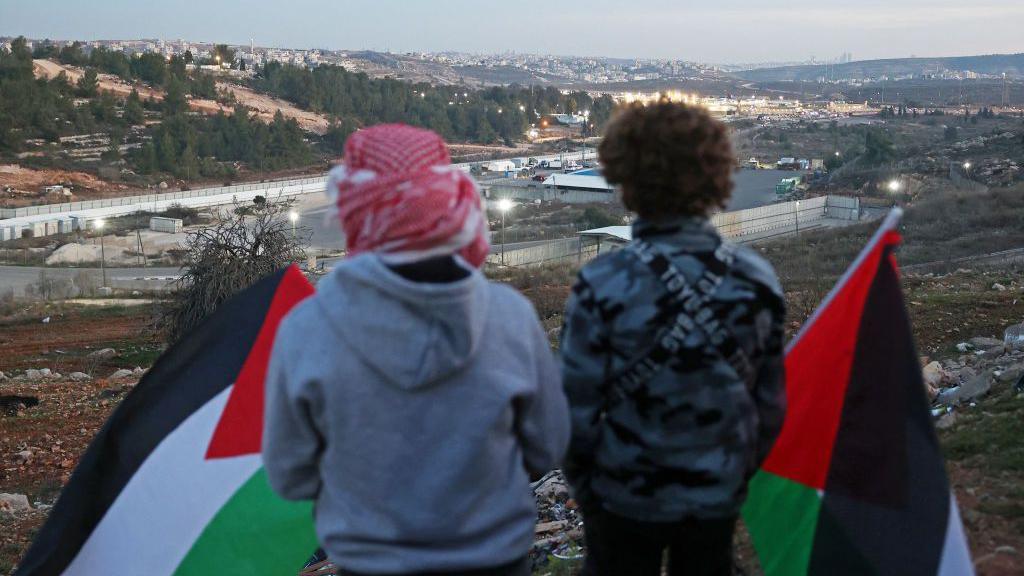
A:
[
  {"left": 497, "top": 199, "right": 512, "bottom": 266},
  {"left": 95, "top": 219, "right": 108, "bottom": 288},
  {"left": 136, "top": 228, "right": 145, "bottom": 267}
]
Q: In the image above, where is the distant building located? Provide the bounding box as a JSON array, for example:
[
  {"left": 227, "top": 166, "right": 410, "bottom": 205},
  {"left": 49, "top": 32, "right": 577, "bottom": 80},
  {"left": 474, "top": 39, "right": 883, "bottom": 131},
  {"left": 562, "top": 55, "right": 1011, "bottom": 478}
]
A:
[
  {"left": 579, "top": 225, "right": 631, "bottom": 256},
  {"left": 551, "top": 114, "right": 586, "bottom": 126},
  {"left": 542, "top": 168, "right": 616, "bottom": 203}
]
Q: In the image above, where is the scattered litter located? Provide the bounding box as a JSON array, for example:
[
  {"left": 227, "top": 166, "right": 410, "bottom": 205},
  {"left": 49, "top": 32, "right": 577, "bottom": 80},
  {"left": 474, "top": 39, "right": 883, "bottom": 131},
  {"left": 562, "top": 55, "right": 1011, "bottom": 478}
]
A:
[{"left": 530, "top": 470, "right": 585, "bottom": 571}]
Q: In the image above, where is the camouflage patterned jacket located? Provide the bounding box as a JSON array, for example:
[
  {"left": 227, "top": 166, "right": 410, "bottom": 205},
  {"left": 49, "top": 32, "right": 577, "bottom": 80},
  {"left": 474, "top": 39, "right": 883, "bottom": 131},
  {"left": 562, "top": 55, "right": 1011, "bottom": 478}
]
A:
[{"left": 560, "top": 216, "right": 786, "bottom": 522}]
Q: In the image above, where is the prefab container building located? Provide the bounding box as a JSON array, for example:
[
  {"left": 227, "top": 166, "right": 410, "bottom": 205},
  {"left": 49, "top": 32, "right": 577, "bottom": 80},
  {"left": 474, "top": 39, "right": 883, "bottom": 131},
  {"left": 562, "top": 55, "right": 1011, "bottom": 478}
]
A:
[{"left": 150, "top": 217, "right": 184, "bottom": 234}]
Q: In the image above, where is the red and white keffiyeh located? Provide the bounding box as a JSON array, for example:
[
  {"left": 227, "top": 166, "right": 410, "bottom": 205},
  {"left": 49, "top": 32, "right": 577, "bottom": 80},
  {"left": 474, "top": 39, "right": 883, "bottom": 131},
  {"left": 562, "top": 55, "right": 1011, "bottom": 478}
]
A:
[{"left": 327, "top": 124, "right": 490, "bottom": 268}]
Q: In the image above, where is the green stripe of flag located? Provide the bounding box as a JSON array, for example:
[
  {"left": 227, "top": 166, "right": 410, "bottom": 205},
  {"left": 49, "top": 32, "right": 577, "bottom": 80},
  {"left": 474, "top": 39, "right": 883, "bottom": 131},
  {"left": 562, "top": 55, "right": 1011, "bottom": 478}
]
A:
[
  {"left": 174, "top": 468, "right": 317, "bottom": 576},
  {"left": 742, "top": 470, "right": 822, "bottom": 576}
]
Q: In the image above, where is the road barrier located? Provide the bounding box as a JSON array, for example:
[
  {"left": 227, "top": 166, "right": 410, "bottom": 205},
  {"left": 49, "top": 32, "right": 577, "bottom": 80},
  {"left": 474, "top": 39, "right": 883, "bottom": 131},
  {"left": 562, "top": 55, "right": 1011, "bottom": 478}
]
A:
[
  {"left": 0, "top": 178, "right": 325, "bottom": 241},
  {"left": 0, "top": 176, "right": 327, "bottom": 220}
]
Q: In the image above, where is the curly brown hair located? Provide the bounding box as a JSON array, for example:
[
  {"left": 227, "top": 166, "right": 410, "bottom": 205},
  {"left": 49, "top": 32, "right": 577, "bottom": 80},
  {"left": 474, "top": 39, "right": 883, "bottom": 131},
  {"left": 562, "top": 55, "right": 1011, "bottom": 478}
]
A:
[{"left": 598, "top": 102, "right": 734, "bottom": 220}]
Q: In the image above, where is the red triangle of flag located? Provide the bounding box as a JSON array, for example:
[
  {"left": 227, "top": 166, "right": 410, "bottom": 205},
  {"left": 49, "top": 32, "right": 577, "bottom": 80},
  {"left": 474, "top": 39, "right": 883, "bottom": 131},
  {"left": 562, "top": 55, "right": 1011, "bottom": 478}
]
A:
[
  {"left": 762, "top": 220, "right": 903, "bottom": 490},
  {"left": 205, "top": 265, "right": 315, "bottom": 459}
]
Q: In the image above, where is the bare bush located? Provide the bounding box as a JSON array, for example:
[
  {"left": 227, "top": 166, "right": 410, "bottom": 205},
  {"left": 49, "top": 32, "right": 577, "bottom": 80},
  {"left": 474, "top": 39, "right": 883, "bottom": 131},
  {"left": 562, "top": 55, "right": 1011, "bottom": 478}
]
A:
[
  {"left": 73, "top": 270, "right": 102, "bottom": 297},
  {"left": 26, "top": 269, "right": 75, "bottom": 301},
  {"left": 161, "top": 201, "right": 308, "bottom": 343},
  {"left": 0, "top": 288, "right": 16, "bottom": 316},
  {"left": 488, "top": 261, "right": 580, "bottom": 292}
]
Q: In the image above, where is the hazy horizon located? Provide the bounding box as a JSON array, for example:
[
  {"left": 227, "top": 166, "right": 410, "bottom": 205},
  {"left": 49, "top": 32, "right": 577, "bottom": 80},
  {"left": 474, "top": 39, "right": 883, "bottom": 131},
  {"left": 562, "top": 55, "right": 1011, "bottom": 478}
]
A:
[{"left": 2, "top": 0, "right": 1023, "bottom": 65}]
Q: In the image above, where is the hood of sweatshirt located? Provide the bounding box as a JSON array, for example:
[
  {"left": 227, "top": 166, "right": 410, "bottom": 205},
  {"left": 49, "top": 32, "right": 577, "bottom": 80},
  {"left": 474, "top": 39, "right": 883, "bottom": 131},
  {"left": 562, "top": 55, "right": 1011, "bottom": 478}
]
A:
[{"left": 314, "top": 254, "right": 490, "bottom": 390}]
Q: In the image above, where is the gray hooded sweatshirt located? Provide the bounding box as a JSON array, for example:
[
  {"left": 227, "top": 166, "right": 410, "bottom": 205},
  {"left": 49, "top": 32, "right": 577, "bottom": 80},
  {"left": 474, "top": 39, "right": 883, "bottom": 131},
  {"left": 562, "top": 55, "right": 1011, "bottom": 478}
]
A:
[{"left": 263, "top": 254, "right": 569, "bottom": 574}]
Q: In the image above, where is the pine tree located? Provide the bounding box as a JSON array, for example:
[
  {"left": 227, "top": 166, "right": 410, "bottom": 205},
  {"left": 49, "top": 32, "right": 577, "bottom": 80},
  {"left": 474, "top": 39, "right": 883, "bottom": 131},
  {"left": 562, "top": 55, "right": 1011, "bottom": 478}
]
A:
[
  {"left": 136, "top": 143, "right": 158, "bottom": 174},
  {"left": 158, "top": 130, "right": 178, "bottom": 172},
  {"left": 178, "top": 142, "right": 200, "bottom": 179},
  {"left": 76, "top": 68, "right": 99, "bottom": 97},
  {"left": 125, "top": 89, "right": 145, "bottom": 125},
  {"left": 163, "top": 76, "right": 188, "bottom": 117},
  {"left": 476, "top": 119, "right": 498, "bottom": 144}
]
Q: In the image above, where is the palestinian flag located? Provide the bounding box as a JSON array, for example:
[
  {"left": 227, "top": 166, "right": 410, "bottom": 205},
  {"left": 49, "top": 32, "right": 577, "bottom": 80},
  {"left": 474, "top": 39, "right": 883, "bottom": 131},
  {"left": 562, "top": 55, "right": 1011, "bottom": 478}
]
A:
[
  {"left": 742, "top": 210, "right": 974, "bottom": 575},
  {"left": 17, "top": 266, "right": 318, "bottom": 576}
]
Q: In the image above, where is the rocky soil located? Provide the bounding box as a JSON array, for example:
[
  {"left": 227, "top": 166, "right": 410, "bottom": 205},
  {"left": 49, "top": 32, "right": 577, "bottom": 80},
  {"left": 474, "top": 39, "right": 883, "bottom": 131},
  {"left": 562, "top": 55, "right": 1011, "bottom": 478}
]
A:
[{"left": 2, "top": 268, "right": 1023, "bottom": 575}]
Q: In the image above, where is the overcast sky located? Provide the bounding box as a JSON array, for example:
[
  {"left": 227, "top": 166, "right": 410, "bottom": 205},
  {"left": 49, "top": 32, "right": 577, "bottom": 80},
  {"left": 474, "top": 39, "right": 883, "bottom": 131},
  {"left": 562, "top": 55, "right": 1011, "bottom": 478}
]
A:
[{"left": 3, "top": 0, "right": 1022, "bottom": 64}]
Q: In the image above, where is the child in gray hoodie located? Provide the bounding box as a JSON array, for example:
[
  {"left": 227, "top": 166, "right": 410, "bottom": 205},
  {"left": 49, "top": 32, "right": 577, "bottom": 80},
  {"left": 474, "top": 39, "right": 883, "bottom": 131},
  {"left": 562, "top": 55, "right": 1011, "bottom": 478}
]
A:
[{"left": 263, "top": 124, "right": 569, "bottom": 576}]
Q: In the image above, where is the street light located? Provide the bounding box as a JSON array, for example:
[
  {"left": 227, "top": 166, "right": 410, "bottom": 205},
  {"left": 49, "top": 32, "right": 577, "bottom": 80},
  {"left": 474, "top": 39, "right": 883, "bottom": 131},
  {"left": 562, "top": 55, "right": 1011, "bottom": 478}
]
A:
[
  {"left": 887, "top": 179, "right": 901, "bottom": 193},
  {"left": 794, "top": 201, "right": 800, "bottom": 236},
  {"left": 288, "top": 210, "right": 299, "bottom": 237},
  {"left": 94, "top": 218, "right": 107, "bottom": 287},
  {"left": 962, "top": 161, "right": 972, "bottom": 171},
  {"left": 497, "top": 199, "right": 513, "bottom": 266}
]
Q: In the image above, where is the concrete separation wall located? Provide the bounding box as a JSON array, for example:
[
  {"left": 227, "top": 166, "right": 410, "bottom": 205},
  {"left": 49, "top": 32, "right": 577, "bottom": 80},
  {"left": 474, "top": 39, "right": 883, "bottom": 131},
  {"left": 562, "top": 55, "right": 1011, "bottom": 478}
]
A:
[
  {"left": 712, "top": 196, "right": 825, "bottom": 238},
  {"left": 488, "top": 238, "right": 592, "bottom": 267},
  {"left": 712, "top": 195, "right": 859, "bottom": 239},
  {"left": 484, "top": 180, "right": 617, "bottom": 205},
  {"left": 0, "top": 178, "right": 325, "bottom": 241},
  {"left": 488, "top": 196, "right": 862, "bottom": 267},
  {"left": 0, "top": 176, "right": 326, "bottom": 219}
]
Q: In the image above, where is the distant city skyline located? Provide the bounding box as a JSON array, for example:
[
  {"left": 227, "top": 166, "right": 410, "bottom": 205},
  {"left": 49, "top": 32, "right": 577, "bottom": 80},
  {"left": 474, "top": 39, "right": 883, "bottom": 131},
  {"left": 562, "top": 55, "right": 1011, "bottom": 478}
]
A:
[{"left": 2, "top": 0, "right": 1022, "bottom": 65}]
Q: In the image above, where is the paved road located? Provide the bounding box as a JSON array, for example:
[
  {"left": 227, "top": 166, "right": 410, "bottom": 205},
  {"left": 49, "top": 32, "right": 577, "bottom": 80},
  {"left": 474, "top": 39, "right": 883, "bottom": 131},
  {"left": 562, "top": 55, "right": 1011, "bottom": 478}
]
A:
[
  {"left": 291, "top": 194, "right": 346, "bottom": 251},
  {"left": 729, "top": 169, "right": 793, "bottom": 211},
  {"left": 0, "top": 265, "right": 180, "bottom": 296}
]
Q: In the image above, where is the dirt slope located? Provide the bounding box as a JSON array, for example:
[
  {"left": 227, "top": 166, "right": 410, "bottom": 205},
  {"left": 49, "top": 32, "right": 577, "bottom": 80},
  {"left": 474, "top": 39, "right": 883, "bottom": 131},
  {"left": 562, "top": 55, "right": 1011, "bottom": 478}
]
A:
[{"left": 32, "top": 60, "right": 330, "bottom": 134}]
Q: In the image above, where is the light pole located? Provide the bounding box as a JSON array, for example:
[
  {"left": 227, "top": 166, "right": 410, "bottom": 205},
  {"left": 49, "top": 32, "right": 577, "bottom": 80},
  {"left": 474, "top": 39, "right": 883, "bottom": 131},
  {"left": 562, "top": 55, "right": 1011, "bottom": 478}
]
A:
[
  {"left": 497, "top": 198, "right": 513, "bottom": 266},
  {"left": 94, "top": 218, "right": 107, "bottom": 287},
  {"left": 289, "top": 210, "right": 299, "bottom": 238},
  {"left": 794, "top": 201, "right": 800, "bottom": 236}
]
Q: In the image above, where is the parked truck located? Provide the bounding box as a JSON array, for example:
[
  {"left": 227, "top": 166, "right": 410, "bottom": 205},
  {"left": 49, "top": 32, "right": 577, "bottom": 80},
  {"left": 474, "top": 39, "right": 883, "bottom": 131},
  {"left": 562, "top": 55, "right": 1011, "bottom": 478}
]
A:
[{"left": 775, "top": 177, "right": 801, "bottom": 196}]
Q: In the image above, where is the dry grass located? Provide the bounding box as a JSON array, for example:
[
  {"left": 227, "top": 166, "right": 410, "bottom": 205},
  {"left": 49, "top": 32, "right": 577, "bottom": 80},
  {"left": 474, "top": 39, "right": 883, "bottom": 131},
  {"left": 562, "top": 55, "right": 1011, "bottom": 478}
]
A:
[{"left": 760, "top": 181, "right": 1024, "bottom": 313}]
